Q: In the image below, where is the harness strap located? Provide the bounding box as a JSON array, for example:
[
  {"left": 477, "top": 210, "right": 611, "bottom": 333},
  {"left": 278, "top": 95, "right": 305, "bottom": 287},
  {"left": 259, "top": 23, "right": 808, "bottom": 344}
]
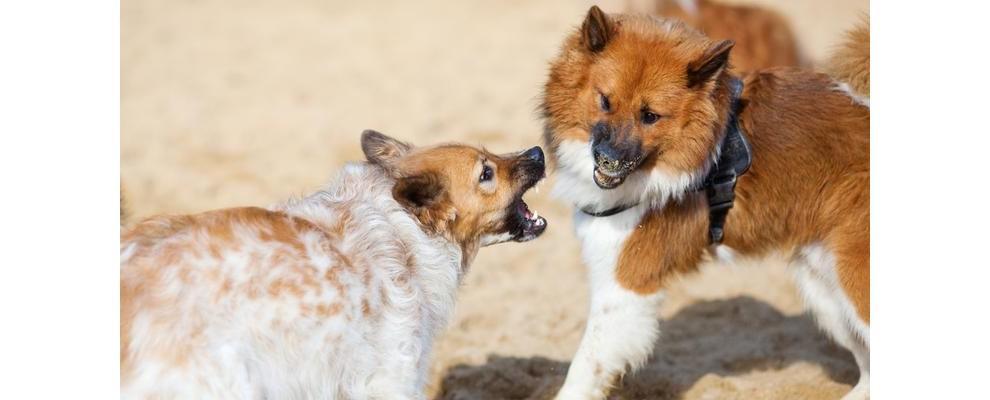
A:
[
  {"left": 580, "top": 203, "right": 637, "bottom": 217},
  {"left": 701, "top": 77, "right": 751, "bottom": 244}
]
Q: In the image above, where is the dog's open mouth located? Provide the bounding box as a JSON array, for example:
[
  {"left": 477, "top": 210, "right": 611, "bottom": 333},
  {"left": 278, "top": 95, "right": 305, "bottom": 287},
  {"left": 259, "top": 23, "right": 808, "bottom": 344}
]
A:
[
  {"left": 513, "top": 199, "right": 547, "bottom": 242},
  {"left": 593, "top": 168, "right": 627, "bottom": 189}
]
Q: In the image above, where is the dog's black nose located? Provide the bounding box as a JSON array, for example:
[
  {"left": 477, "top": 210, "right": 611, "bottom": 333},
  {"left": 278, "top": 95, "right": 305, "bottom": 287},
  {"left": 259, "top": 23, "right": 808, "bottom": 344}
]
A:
[{"left": 523, "top": 146, "right": 544, "bottom": 165}]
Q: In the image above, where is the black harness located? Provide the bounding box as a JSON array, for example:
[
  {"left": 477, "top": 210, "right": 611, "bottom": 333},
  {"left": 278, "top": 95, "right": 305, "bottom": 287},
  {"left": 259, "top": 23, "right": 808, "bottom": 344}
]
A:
[{"left": 580, "top": 78, "right": 752, "bottom": 245}]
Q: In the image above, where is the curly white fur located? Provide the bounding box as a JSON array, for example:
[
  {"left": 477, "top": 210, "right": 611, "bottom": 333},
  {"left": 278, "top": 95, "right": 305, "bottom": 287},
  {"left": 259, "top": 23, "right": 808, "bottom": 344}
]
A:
[{"left": 121, "top": 163, "right": 461, "bottom": 400}]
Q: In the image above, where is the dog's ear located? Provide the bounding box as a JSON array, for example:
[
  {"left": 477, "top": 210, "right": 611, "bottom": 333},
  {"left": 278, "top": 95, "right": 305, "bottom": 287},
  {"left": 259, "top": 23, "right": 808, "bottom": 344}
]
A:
[
  {"left": 393, "top": 172, "right": 452, "bottom": 233},
  {"left": 581, "top": 6, "right": 613, "bottom": 53},
  {"left": 393, "top": 172, "right": 445, "bottom": 211},
  {"left": 362, "top": 130, "right": 412, "bottom": 173},
  {"left": 687, "top": 40, "right": 734, "bottom": 88}
]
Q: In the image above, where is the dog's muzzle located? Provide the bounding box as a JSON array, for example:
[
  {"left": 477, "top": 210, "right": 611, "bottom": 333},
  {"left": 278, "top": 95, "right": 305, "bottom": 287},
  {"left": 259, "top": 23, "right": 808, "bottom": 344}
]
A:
[{"left": 590, "top": 122, "right": 644, "bottom": 189}]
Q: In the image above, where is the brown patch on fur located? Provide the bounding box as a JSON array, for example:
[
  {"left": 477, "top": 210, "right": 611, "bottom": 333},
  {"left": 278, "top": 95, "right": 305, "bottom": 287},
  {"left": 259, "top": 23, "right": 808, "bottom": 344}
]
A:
[
  {"left": 122, "top": 214, "right": 196, "bottom": 246},
  {"left": 362, "top": 299, "right": 372, "bottom": 317},
  {"left": 268, "top": 278, "right": 304, "bottom": 298},
  {"left": 616, "top": 194, "right": 709, "bottom": 294},
  {"left": 656, "top": 0, "right": 802, "bottom": 72},
  {"left": 315, "top": 303, "right": 343, "bottom": 318},
  {"left": 215, "top": 207, "right": 313, "bottom": 255},
  {"left": 825, "top": 19, "right": 869, "bottom": 99},
  {"left": 324, "top": 267, "right": 346, "bottom": 294}
]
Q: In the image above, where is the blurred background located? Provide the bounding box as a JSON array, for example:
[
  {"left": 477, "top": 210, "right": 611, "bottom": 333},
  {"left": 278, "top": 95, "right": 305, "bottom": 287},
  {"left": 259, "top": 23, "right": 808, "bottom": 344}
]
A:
[{"left": 122, "top": 0, "right": 868, "bottom": 398}]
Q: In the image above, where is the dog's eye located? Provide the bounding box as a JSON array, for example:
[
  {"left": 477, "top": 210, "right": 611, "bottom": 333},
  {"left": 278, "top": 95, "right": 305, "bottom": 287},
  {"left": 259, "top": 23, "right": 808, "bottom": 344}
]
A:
[
  {"left": 641, "top": 110, "right": 661, "bottom": 125},
  {"left": 479, "top": 165, "right": 494, "bottom": 182},
  {"left": 599, "top": 93, "right": 611, "bottom": 113}
]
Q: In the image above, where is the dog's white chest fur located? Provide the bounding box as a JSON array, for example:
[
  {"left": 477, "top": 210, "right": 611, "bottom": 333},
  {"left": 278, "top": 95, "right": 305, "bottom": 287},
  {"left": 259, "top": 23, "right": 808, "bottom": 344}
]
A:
[{"left": 572, "top": 206, "right": 646, "bottom": 285}]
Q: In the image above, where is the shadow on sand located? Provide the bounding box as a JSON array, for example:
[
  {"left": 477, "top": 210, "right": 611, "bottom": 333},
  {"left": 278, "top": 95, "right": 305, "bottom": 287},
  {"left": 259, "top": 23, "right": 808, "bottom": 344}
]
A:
[{"left": 436, "top": 296, "right": 858, "bottom": 400}]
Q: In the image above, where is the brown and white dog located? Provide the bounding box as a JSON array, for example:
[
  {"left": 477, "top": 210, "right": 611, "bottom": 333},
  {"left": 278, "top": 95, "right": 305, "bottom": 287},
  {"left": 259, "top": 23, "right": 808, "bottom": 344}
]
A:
[
  {"left": 120, "top": 131, "right": 547, "bottom": 399},
  {"left": 542, "top": 7, "right": 869, "bottom": 399}
]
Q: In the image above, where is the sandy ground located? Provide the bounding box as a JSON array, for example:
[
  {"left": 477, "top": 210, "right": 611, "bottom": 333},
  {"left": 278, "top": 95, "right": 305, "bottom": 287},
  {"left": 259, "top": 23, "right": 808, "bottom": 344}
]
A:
[{"left": 122, "top": 0, "right": 868, "bottom": 398}]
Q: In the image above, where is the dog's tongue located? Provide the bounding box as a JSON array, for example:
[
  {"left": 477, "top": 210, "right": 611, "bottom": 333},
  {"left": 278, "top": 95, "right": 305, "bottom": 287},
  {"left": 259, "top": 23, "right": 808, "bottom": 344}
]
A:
[
  {"left": 519, "top": 200, "right": 531, "bottom": 218},
  {"left": 518, "top": 200, "right": 543, "bottom": 224}
]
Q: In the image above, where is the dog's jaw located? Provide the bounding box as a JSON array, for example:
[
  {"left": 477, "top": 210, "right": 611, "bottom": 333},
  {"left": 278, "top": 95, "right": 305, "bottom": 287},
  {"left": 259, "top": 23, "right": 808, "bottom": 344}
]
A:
[{"left": 551, "top": 139, "right": 704, "bottom": 213}]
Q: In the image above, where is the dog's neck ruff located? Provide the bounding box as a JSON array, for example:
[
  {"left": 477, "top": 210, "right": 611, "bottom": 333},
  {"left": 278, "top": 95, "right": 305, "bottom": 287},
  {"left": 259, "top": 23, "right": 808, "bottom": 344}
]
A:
[{"left": 580, "top": 78, "right": 752, "bottom": 245}]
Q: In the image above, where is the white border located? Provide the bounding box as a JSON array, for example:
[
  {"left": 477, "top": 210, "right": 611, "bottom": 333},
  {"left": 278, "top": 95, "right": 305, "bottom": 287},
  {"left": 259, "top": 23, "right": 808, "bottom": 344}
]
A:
[
  {"left": 2, "top": 0, "right": 990, "bottom": 397},
  {"left": 0, "top": 0, "right": 119, "bottom": 397},
  {"left": 874, "top": 0, "right": 990, "bottom": 398}
]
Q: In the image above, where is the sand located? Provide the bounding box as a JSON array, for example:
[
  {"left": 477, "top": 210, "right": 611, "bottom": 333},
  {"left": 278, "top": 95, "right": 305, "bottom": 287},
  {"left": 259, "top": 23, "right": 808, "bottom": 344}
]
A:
[{"left": 121, "top": 0, "right": 868, "bottom": 398}]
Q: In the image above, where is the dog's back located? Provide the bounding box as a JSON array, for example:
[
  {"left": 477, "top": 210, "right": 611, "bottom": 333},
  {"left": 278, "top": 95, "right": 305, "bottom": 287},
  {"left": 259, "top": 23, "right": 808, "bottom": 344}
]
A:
[{"left": 120, "top": 164, "right": 460, "bottom": 399}]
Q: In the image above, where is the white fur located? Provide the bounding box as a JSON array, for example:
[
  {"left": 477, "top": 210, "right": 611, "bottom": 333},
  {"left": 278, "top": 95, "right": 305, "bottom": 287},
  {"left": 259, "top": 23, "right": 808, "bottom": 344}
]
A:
[
  {"left": 552, "top": 139, "right": 702, "bottom": 399},
  {"left": 556, "top": 205, "right": 664, "bottom": 400},
  {"left": 791, "top": 243, "right": 870, "bottom": 400},
  {"left": 480, "top": 231, "right": 514, "bottom": 246},
  {"left": 834, "top": 82, "right": 870, "bottom": 108},
  {"left": 122, "top": 163, "right": 463, "bottom": 400},
  {"left": 711, "top": 244, "right": 739, "bottom": 264}
]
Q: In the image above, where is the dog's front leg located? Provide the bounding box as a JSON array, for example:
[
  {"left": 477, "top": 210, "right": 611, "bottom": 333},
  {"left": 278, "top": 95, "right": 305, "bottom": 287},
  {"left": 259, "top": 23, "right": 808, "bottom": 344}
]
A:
[
  {"left": 556, "top": 210, "right": 664, "bottom": 400},
  {"left": 556, "top": 278, "right": 662, "bottom": 399}
]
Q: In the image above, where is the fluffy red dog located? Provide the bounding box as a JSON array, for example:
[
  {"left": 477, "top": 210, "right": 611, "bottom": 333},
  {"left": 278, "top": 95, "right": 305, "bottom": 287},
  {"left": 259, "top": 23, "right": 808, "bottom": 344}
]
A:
[{"left": 542, "top": 7, "right": 869, "bottom": 399}]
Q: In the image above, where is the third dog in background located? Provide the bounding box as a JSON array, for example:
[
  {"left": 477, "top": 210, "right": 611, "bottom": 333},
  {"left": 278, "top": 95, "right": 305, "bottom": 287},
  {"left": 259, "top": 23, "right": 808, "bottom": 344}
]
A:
[{"left": 595, "top": 0, "right": 803, "bottom": 71}]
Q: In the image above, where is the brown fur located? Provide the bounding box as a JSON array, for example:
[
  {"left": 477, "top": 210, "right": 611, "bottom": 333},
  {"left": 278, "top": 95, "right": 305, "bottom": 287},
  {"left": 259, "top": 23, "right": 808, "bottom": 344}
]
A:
[
  {"left": 616, "top": 192, "right": 709, "bottom": 294},
  {"left": 655, "top": 0, "right": 803, "bottom": 71},
  {"left": 825, "top": 18, "right": 870, "bottom": 99},
  {"left": 543, "top": 9, "right": 869, "bottom": 321}
]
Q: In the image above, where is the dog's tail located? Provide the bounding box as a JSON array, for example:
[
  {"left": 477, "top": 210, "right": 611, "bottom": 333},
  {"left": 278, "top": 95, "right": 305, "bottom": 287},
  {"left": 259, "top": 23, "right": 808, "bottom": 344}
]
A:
[{"left": 825, "top": 18, "right": 870, "bottom": 104}]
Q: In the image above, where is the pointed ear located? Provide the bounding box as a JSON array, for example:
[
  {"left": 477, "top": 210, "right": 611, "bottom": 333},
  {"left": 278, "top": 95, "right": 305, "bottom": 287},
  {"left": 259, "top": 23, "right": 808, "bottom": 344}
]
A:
[
  {"left": 393, "top": 172, "right": 445, "bottom": 211},
  {"left": 581, "top": 6, "right": 613, "bottom": 53},
  {"left": 361, "top": 129, "right": 412, "bottom": 173},
  {"left": 687, "top": 40, "right": 734, "bottom": 88}
]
